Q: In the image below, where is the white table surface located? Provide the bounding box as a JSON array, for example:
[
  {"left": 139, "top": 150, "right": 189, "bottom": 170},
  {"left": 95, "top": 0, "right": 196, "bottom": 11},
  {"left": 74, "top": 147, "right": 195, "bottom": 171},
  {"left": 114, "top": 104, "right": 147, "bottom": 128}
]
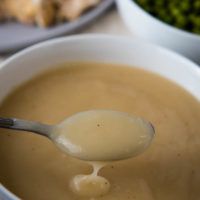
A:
[{"left": 0, "top": 9, "right": 132, "bottom": 63}]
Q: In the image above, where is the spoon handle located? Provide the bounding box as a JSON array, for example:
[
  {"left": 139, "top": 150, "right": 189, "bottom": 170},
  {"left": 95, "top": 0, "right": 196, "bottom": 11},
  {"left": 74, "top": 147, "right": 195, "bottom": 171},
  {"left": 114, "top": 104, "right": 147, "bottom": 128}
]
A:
[{"left": 0, "top": 117, "right": 53, "bottom": 137}]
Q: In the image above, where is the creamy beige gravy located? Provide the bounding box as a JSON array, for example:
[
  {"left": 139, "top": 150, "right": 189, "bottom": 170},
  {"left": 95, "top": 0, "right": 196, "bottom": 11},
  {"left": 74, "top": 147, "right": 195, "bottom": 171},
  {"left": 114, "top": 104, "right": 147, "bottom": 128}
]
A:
[
  {"left": 0, "top": 63, "right": 200, "bottom": 200},
  {"left": 51, "top": 109, "right": 155, "bottom": 198},
  {"left": 53, "top": 110, "right": 154, "bottom": 161}
]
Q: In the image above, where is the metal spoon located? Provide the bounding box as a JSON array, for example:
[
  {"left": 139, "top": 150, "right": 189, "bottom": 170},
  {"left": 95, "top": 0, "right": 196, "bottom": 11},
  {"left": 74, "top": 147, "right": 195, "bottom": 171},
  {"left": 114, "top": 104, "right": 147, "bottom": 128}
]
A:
[
  {"left": 0, "top": 117, "right": 54, "bottom": 137},
  {"left": 0, "top": 110, "right": 155, "bottom": 161}
]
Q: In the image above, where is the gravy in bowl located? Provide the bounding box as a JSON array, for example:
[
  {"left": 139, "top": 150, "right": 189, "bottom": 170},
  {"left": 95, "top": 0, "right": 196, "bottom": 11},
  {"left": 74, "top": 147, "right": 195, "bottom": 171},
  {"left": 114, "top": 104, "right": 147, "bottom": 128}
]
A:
[{"left": 0, "top": 62, "right": 200, "bottom": 199}]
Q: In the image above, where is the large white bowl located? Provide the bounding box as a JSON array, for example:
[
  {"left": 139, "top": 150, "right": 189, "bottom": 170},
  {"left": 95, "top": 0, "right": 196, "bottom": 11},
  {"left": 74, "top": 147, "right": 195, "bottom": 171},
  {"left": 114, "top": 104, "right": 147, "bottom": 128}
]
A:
[
  {"left": 116, "top": 0, "right": 200, "bottom": 64},
  {"left": 0, "top": 35, "right": 200, "bottom": 199}
]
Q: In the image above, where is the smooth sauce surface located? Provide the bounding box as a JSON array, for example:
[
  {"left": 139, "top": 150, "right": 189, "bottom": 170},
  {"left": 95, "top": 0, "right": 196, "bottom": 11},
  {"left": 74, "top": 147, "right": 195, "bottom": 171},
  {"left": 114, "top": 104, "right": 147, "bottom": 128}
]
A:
[
  {"left": 53, "top": 110, "right": 154, "bottom": 161},
  {"left": 0, "top": 63, "right": 200, "bottom": 200}
]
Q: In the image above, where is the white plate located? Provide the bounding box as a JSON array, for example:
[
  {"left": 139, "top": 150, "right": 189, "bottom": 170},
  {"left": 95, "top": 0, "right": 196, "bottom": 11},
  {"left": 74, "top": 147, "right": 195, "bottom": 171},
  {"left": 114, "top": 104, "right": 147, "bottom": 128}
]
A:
[{"left": 0, "top": 0, "right": 114, "bottom": 53}]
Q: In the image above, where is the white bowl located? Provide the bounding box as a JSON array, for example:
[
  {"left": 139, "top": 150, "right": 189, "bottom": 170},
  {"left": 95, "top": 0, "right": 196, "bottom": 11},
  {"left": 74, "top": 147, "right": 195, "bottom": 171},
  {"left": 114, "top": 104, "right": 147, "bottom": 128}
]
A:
[
  {"left": 116, "top": 0, "right": 200, "bottom": 64},
  {"left": 0, "top": 35, "right": 200, "bottom": 199}
]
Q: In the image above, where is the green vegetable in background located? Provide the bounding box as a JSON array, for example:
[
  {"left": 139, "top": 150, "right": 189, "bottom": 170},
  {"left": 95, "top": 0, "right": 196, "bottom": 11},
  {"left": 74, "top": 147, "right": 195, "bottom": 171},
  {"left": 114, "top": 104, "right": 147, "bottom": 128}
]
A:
[{"left": 134, "top": 0, "right": 200, "bottom": 35}]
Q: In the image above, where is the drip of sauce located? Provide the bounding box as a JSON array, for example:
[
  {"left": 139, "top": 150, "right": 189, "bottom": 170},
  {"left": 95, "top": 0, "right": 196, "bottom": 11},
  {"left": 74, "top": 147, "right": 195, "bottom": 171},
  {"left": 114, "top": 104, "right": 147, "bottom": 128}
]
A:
[
  {"left": 50, "top": 110, "right": 154, "bottom": 198},
  {"left": 70, "top": 162, "right": 110, "bottom": 197}
]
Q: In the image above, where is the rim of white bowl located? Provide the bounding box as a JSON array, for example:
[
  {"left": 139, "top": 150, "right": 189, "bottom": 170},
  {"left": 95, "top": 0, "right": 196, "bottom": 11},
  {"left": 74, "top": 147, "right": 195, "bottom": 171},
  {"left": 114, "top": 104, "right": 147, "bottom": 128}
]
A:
[
  {"left": 1, "top": 34, "right": 200, "bottom": 76},
  {"left": 0, "top": 184, "right": 19, "bottom": 200},
  {"left": 128, "top": 0, "right": 200, "bottom": 40},
  {"left": 0, "top": 34, "right": 200, "bottom": 200}
]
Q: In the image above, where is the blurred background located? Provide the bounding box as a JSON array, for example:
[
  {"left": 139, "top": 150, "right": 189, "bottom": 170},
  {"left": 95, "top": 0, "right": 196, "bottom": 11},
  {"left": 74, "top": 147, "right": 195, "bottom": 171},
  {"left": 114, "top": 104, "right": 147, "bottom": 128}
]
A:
[{"left": 0, "top": 0, "right": 200, "bottom": 64}]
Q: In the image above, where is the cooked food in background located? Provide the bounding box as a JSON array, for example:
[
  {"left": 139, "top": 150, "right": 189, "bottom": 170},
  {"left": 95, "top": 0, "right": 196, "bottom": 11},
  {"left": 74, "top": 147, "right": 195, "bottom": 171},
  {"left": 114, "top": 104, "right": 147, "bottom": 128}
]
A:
[
  {"left": 58, "top": 0, "right": 100, "bottom": 21},
  {"left": 135, "top": 0, "right": 200, "bottom": 35},
  {"left": 0, "top": 0, "right": 56, "bottom": 27},
  {"left": 0, "top": 3, "right": 5, "bottom": 20},
  {"left": 0, "top": 0, "right": 101, "bottom": 27}
]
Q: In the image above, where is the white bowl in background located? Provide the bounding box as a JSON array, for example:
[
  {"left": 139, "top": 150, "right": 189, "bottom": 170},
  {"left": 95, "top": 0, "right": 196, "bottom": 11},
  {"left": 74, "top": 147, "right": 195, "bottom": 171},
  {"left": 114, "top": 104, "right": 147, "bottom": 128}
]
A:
[
  {"left": 116, "top": 0, "right": 200, "bottom": 64},
  {"left": 0, "top": 35, "right": 200, "bottom": 199}
]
